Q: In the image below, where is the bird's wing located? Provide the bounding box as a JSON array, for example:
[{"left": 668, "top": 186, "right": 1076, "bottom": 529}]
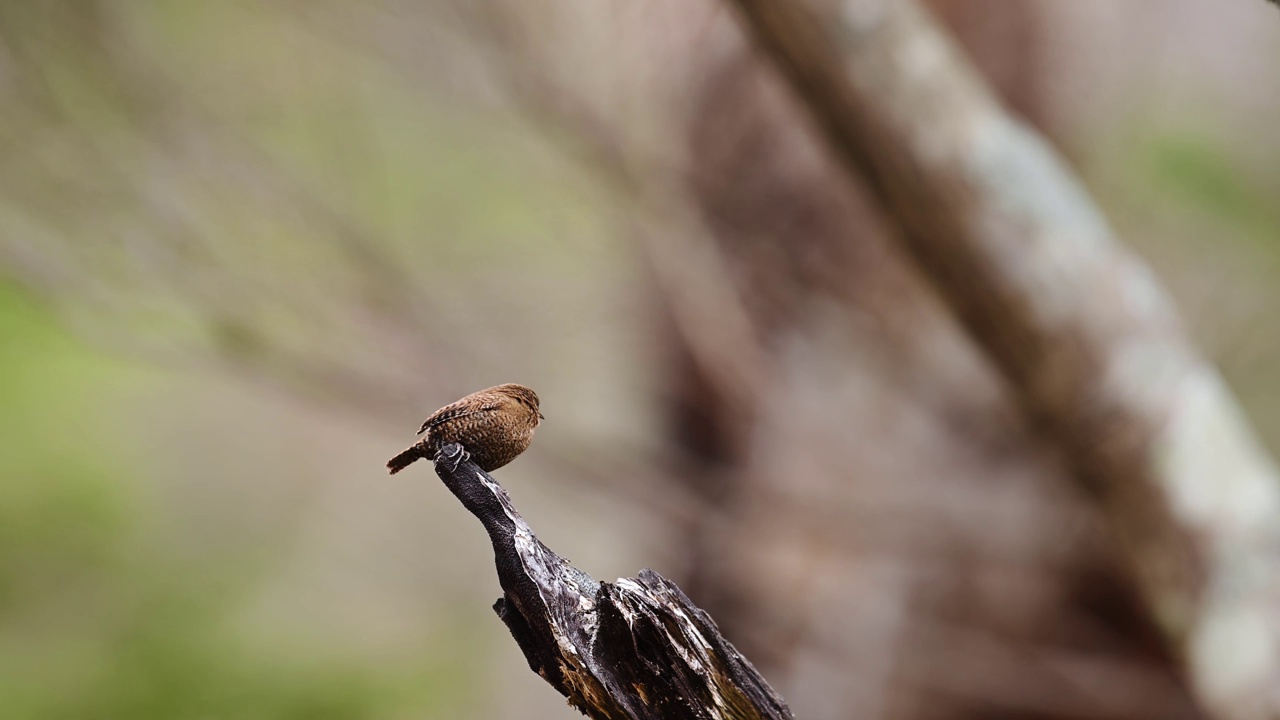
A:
[{"left": 416, "top": 399, "right": 502, "bottom": 435}]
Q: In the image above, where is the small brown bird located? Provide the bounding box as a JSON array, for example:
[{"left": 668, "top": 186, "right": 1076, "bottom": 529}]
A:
[{"left": 386, "top": 383, "right": 543, "bottom": 474}]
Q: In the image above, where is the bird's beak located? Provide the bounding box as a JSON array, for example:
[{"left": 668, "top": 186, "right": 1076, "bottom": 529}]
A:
[{"left": 538, "top": 411, "right": 545, "bottom": 420}]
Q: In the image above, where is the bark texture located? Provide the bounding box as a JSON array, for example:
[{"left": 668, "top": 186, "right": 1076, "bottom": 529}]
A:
[{"left": 429, "top": 443, "right": 794, "bottom": 720}]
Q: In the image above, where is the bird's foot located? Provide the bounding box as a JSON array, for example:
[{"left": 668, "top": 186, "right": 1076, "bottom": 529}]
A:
[
  {"left": 449, "top": 448, "right": 471, "bottom": 472},
  {"left": 436, "top": 443, "right": 471, "bottom": 473}
]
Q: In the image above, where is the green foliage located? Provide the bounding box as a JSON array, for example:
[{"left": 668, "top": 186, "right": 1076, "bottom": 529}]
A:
[
  {"left": 1138, "top": 131, "right": 1280, "bottom": 250},
  {"left": 0, "top": 287, "right": 132, "bottom": 614},
  {"left": 0, "top": 284, "right": 469, "bottom": 719}
]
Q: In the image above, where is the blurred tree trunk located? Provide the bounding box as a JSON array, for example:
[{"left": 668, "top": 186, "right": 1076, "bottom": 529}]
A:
[
  {"left": 664, "top": 23, "right": 1203, "bottom": 720},
  {"left": 926, "top": 0, "right": 1055, "bottom": 138},
  {"left": 721, "top": 1, "right": 1280, "bottom": 720},
  {"left": 660, "top": 5, "right": 1199, "bottom": 718}
]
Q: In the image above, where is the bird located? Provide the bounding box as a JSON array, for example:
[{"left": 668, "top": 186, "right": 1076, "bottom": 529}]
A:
[{"left": 386, "top": 383, "right": 543, "bottom": 474}]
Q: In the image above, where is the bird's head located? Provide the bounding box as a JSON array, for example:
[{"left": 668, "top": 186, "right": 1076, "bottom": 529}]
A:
[{"left": 496, "top": 383, "right": 543, "bottom": 423}]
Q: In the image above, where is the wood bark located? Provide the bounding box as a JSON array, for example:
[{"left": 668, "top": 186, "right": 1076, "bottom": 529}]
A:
[
  {"left": 428, "top": 443, "right": 793, "bottom": 720},
  {"left": 726, "top": 1, "right": 1280, "bottom": 719}
]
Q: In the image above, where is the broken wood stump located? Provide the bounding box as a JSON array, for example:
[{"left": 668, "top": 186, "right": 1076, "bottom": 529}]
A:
[{"left": 429, "top": 442, "right": 793, "bottom": 720}]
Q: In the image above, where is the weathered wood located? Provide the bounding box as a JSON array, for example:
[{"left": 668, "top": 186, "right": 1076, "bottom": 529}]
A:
[{"left": 430, "top": 443, "right": 793, "bottom": 720}]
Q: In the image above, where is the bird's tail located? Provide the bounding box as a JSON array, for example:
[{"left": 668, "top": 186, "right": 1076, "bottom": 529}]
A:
[{"left": 386, "top": 444, "right": 423, "bottom": 475}]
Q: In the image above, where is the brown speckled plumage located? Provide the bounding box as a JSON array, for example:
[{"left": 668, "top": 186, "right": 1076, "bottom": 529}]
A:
[{"left": 386, "top": 384, "right": 543, "bottom": 474}]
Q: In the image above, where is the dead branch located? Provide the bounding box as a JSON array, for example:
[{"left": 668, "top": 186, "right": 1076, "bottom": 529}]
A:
[{"left": 426, "top": 443, "right": 793, "bottom": 720}]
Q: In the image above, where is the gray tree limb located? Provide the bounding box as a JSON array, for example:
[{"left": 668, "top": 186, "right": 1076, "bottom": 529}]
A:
[
  {"left": 726, "top": 1, "right": 1280, "bottom": 719},
  {"left": 428, "top": 443, "right": 793, "bottom": 720}
]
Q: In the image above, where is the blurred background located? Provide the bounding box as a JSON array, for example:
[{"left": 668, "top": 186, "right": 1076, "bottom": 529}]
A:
[{"left": 1, "top": 2, "right": 1279, "bottom": 719}]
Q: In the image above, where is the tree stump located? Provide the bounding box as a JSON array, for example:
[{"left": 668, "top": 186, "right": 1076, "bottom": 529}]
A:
[{"left": 428, "top": 443, "right": 793, "bottom": 720}]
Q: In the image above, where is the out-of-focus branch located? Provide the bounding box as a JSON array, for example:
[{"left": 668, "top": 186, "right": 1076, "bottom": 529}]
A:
[
  {"left": 426, "top": 443, "right": 794, "bottom": 720},
  {"left": 727, "top": 1, "right": 1280, "bottom": 719},
  {"left": 448, "top": 2, "right": 769, "bottom": 424}
]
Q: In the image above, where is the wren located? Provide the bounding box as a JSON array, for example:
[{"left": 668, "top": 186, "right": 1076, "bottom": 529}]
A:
[{"left": 386, "top": 383, "right": 543, "bottom": 474}]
